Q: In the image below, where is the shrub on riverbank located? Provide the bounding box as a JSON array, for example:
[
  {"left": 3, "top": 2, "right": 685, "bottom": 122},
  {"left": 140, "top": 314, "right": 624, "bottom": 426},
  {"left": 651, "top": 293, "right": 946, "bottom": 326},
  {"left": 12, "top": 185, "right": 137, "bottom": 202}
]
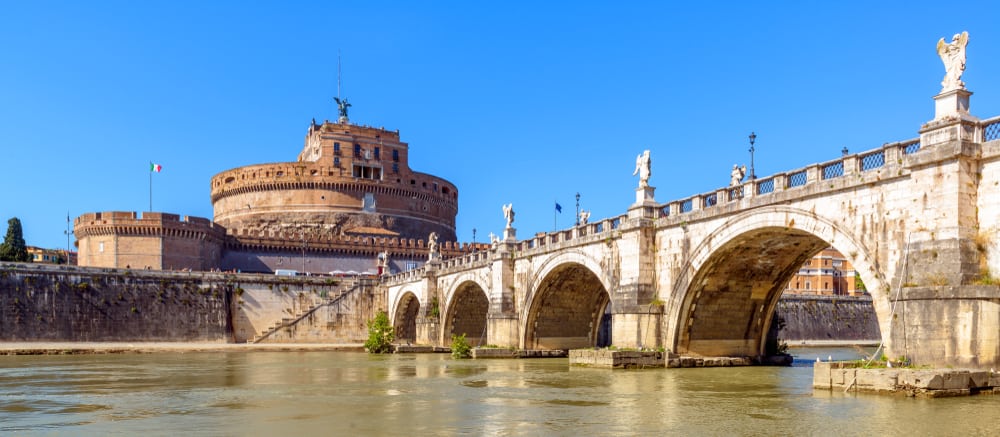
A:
[
  {"left": 364, "top": 311, "right": 394, "bottom": 354},
  {"left": 451, "top": 333, "right": 471, "bottom": 359}
]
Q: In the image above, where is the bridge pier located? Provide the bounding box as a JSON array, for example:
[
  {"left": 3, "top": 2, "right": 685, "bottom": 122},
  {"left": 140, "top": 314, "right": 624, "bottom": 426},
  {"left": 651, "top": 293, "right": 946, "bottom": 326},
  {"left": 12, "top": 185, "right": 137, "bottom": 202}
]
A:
[
  {"left": 415, "top": 316, "right": 440, "bottom": 346},
  {"left": 611, "top": 308, "right": 662, "bottom": 349},
  {"left": 888, "top": 285, "right": 1000, "bottom": 367},
  {"left": 486, "top": 314, "right": 519, "bottom": 348}
]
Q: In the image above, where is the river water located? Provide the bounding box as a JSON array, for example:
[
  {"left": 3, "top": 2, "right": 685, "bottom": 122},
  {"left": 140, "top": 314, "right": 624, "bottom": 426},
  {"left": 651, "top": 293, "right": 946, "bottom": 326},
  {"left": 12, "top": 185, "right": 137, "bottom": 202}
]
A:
[{"left": 1, "top": 347, "right": 998, "bottom": 436}]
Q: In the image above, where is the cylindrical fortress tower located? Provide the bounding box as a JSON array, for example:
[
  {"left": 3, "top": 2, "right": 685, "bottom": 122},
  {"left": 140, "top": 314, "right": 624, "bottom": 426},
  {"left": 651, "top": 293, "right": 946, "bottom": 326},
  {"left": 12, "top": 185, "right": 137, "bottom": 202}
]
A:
[{"left": 210, "top": 120, "right": 458, "bottom": 241}]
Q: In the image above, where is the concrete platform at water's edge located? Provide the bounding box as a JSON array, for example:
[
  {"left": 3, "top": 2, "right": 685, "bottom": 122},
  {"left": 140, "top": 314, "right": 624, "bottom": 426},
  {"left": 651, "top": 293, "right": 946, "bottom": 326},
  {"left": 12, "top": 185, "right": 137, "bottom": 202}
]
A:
[
  {"left": 814, "top": 361, "right": 1000, "bottom": 397},
  {"left": 471, "top": 348, "right": 568, "bottom": 359},
  {"left": 0, "top": 342, "right": 364, "bottom": 355}
]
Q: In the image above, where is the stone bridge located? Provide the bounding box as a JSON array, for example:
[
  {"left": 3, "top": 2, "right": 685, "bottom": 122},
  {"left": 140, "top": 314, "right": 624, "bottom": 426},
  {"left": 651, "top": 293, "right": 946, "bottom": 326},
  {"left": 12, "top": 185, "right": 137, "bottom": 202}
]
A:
[{"left": 385, "top": 90, "right": 1000, "bottom": 368}]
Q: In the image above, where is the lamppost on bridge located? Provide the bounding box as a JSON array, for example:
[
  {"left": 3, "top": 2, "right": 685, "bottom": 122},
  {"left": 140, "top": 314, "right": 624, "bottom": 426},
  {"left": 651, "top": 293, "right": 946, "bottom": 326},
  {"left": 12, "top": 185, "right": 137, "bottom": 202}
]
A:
[
  {"left": 472, "top": 228, "right": 476, "bottom": 252},
  {"left": 574, "top": 192, "right": 580, "bottom": 226},
  {"left": 842, "top": 146, "right": 849, "bottom": 156},
  {"left": 748, "top": 132, "right": 757, "bottom": 180}
]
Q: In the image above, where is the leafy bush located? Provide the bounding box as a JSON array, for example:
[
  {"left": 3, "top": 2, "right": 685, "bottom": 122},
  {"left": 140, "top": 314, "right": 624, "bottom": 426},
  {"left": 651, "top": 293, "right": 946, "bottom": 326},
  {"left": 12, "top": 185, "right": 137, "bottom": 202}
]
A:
[
  {"left": 364, "top": 311, "right": 395, "bottom": 354},
  {"left": 451, "top": 333, "right": 471, "bottom": 359}
]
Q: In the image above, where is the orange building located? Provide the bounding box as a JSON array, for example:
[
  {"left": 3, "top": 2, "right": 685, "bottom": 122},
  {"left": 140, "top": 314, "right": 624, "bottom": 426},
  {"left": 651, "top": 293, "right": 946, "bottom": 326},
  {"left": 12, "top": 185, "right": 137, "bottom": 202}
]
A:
[{"left": 784, "top": 247, "right": 866, "bottom": 296}]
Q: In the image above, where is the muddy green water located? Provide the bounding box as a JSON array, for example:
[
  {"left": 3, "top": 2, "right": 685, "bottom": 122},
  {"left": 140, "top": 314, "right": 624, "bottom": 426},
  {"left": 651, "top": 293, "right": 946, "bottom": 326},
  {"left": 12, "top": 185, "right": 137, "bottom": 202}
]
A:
[{"left": 1, "top": 347, "right": 998, "bottom": 436}]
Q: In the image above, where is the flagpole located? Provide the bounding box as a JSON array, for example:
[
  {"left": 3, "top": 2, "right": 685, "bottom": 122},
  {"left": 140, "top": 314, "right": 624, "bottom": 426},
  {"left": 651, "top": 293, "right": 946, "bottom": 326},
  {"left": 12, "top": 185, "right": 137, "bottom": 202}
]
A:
[
  {"left": 149, "top": 163, "right": 152, "bottom": 212},
  {"left": 553, "top": 201, "right": 557, "bottom": 231}
]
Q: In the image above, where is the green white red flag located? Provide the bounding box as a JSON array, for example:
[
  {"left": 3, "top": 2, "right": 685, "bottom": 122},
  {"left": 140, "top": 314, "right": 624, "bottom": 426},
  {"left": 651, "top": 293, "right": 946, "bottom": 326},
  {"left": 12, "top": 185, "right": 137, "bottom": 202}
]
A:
[{"left": 150, "top": 162, "right": 162, "bottom": 173}]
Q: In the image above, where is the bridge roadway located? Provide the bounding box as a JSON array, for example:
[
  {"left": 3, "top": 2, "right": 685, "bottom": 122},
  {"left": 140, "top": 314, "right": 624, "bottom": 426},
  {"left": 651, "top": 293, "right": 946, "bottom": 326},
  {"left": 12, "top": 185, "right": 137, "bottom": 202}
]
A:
[{"left": 385, "top": 107, "right": 1000, "bottom": 368}]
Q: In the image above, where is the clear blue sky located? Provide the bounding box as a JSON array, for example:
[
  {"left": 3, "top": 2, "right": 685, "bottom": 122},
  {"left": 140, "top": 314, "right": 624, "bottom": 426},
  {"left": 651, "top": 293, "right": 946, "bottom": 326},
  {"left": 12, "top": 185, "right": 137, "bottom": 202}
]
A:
[{"left": 3, "top": 1, "right": 999, "bottom": 250}]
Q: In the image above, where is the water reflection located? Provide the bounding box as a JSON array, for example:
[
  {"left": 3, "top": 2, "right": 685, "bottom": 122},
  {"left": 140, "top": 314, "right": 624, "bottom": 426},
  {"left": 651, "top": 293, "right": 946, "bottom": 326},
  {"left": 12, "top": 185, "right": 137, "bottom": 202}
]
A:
[{"left": 0, "top": 349, "right": 998, "bottom": 435}]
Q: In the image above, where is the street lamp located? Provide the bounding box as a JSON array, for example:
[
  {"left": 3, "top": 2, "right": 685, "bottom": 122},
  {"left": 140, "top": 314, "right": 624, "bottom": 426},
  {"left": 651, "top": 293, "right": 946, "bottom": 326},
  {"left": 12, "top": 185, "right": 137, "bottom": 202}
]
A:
[
  {"left": 472, "top": 228, "right": 477, "bottom": 252},
  {"left": 748, "top": 132, "right": 757, "bottom": 180},
  {"left": 575, "top": 192, "right": 581, "bottom": 226},
  {"left": 63, "top": 212, "right": 73, "bottom": 264}
]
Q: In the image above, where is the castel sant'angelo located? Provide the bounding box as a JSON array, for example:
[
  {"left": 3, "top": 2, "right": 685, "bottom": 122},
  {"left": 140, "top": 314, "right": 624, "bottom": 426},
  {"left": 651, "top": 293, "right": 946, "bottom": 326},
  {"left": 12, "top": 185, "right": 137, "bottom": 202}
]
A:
[{"left": 74, "top": 102, "right": 474, "bottom": 274}]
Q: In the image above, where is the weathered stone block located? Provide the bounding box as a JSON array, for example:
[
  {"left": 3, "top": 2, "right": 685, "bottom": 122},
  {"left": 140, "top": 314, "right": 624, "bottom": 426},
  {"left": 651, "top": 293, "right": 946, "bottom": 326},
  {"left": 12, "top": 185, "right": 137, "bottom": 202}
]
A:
[{"left": 854, "top": 369, "right": 898, "bottom": 392}]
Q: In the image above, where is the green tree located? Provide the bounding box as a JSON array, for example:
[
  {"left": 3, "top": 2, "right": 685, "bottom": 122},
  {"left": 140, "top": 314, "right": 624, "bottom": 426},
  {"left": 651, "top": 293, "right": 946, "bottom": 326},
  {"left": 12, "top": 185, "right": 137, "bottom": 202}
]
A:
[
  {"left": 0, "top": 217, "right": 30, "bottom": 262},
  {"left": 364, "top": 311, "right": 395, "bottom": 354}
]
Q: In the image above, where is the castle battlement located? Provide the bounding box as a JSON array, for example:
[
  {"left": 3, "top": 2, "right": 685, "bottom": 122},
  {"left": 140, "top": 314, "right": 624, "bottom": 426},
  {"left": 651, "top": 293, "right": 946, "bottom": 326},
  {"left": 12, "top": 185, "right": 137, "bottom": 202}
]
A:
[{"left": 75, "top": 211, "right": 227, "bottom": 241}]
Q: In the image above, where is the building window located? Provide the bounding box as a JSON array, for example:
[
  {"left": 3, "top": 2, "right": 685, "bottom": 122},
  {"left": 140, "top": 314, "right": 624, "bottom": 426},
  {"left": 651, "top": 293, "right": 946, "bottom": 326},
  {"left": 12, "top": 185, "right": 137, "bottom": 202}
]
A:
[
  {"left": 353, "top": 165, "right": 382, "bottom": 180},
  {"left": 374, "top": 147, "right": 380, "bottom": 160},
  {"left": 354, "top": 144, "right": 361, "bottom": 157},
  {"left": 334, "top": 157, "right": 340, "bottom": 167},
  {"left": 433, "top": 182, "right": 438, "bottom": 192},
  {"left": 99, "top": 242, "right": 104, "bottom": 253},
  {"left": 392, "top": 150, "right": 399, "bottom": 162},
  {"left": 392, "top": 163, "right": 399, "bottom": 174},
  {"left": 363, "top": 193, "right": 376, "bottom": 212},
  {"left": 334, "top": 142, "right": 341, "bottom": 155}
]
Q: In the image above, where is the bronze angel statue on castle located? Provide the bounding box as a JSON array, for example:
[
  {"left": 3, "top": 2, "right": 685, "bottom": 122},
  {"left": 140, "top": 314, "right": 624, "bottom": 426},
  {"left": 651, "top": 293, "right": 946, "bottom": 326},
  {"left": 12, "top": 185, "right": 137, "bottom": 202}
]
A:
[{"left": 334, "top": 97, "right": 352, "bottom": 120}]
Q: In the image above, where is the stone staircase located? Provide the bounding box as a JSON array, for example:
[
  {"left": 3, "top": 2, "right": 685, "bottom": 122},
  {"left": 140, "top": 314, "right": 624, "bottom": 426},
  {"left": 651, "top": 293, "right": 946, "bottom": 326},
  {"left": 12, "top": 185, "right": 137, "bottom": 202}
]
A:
[{"left": 247, "top": 281, "right": 362, "bottom": 344}]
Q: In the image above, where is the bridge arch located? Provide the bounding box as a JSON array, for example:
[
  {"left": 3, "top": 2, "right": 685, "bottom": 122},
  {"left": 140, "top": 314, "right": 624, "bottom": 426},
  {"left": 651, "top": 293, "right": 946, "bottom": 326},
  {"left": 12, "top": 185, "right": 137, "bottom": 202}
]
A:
[
  {"left": 392, "top": 291, "right": 421, "bottom": 344},
  {"left": 665, "top": 206, "right": 891, "bottom": 357},
  {"left": 523, "top": 251, "right": 613, "bottom": 350},
  {"left": 442, "top": 279, "right": 490, "bottom": 346}
]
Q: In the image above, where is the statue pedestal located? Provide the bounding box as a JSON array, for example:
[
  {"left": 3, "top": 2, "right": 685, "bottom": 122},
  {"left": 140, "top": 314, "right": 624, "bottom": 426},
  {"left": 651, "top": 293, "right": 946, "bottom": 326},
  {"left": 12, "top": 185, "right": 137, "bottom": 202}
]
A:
[
  {"left": 921, "top": 88, "right": 980, "bottom": 147},
  {"left": 503, "top": 227, "right": 517, "bottom": 242},
  {"left": 634, "top": 186, "right": 656, "bottom": 207},
  {"left": 933, "top": 88, "right": 975, "bottom": 121}
]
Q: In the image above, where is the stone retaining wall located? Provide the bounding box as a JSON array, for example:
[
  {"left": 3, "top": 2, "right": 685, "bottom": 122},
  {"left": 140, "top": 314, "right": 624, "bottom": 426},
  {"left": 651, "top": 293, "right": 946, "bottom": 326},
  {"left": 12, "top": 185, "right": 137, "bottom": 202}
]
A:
[
  {"left": 776, "top": 295, "right": 880, "bottom": 342},
  {"left": 0, "top": 263, "right": 381, "bottom": 344},
  {"left": 0, "top": 264, "right": 232, "bottom": 342}
]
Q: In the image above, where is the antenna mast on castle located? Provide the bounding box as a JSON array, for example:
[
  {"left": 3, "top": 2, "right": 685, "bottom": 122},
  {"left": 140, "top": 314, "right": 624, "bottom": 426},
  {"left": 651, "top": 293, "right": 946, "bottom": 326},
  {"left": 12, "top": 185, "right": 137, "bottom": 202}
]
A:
[{"left": 334, "top": 50, "right": 350, "bottom": 123}]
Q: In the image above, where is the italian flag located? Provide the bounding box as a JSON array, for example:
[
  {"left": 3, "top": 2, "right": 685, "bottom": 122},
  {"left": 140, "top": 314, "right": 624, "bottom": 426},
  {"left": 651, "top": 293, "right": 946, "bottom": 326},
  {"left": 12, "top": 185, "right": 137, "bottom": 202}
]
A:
[{"left": 150, "top": 162, "right": 162, "bottom": 173}]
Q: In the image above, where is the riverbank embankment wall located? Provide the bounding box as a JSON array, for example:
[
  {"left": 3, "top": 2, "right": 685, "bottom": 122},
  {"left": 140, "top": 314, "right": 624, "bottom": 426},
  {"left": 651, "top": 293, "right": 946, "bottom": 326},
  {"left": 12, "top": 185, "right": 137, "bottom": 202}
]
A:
[
  {"left": 0, "top": 263, "right": 377, "bottom": 343},
  {"left": 0, "top": 263, "right": 233, "bottom": 342},
  {"left": 776, "top": 295, "right": 881, "bottom": 343}
]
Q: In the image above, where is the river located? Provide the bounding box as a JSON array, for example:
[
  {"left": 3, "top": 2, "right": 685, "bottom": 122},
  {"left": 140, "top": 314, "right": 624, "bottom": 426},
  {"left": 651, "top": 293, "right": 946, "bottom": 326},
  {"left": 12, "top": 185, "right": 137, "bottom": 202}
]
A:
[{"left": 1, "top": 347, "right": 998, "bottom": 435}]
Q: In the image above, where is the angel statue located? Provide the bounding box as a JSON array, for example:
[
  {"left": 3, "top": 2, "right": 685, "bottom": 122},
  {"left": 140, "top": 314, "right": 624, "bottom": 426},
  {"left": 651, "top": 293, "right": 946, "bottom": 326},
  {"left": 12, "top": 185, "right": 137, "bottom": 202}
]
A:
[
  {"left": 633, "top": 150, "right": 651, "bottom": 188},
  {"left": 579, "top": 210, "right": 591, "bottom": 225},
  {"left": 427, "top": 232, "right": 439, "bottom": 260},
  {"left": 502, "top": 203, "right": 515, "bottom": 229},
  {"left": 730, "top": 164, "right": 747, "bottom": 186},
  {"left": 937, "top": 31, "right": 969, "bottom": 92},
  {"left": 334, "top": 97, "right": 352, "bottom": 120}
]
